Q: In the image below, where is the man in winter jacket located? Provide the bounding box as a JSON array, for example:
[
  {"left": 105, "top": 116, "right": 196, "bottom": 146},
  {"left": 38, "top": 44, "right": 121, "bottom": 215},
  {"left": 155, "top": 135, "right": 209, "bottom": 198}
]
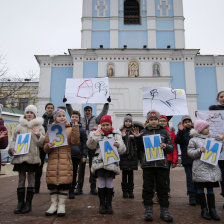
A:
[
  {"left": 35, "top": 103, "right": 54, "bottom": 193},
  {"left": 175, "top": 115, "right": 196, "bottom": 205},
  {"left": 64, "top": 97, "right": 110, "bottom": 195},
  {"left": 0, "top": 118, "right": 8, "bottom": 174}
]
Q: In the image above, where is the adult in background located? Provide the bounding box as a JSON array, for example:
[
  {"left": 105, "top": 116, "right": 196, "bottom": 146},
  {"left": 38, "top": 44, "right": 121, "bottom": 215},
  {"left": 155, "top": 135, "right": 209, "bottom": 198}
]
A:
[
  {"left": 35, "top": 103, "right": 54, "bottom": 193},
  {"left": 209, "top": 90, "right": 224, "bottom": 209},
  {"left": 64, "top": 96, "right": 111, "bottom": 195}
]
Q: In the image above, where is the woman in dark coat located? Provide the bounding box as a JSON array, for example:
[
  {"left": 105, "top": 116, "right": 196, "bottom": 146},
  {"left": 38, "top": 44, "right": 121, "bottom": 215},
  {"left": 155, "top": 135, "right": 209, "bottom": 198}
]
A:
[{"left": 120, "top": 114, "right": 139, "bottom": 198}]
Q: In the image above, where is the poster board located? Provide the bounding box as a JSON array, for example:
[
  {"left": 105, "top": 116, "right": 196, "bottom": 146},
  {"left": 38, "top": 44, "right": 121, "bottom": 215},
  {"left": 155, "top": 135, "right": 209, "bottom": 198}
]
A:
[{"left": 14, "top": 133, "right": 31, "bottom": 155}]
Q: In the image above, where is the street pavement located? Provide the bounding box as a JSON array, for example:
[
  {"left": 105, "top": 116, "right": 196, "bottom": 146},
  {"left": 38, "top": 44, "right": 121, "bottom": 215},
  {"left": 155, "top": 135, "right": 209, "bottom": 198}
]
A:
[{"left": 0, "top": 166, "right": 224, "bottom": 224}]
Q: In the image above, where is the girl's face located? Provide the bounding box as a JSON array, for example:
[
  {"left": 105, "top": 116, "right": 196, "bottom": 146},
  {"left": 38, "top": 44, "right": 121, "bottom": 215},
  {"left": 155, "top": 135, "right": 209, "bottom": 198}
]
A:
[
  {"left": 25, "top": 111, "right": 35, "bottom": 121},
  {"left": 124, "top": 120, "right": 132, "bottom": 128},
  {"left": 160, "top": 118, "right": 168, "bottom": 127},
  {"left": 201, "top": 126, "right": 210, "bottom": 135},
  {"left": 101, "top": 122, "right": 112, "bottom": 132},
  {"left": 217, "top": 92, "right": 224, "bottom": 105},
  {"left": 56, "top": 112, "right": 66, "bottom": 123},
  {"left": 148, "top": 118, "right": 159, "bottom": 127},
  {"left": 46, "top": 105, "right": 54, "bottom": 115},
  {"left": 71, "top": 114, "right": 79, "bottom": 124}
]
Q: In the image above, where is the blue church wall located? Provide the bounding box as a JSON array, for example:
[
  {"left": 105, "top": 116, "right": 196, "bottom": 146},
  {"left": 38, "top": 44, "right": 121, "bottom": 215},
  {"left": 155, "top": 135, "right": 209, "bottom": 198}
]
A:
[
  {"left": 92, "top": 20, "right": 110, "bottom": 30},
  {"left": 156, "top": 20, "right": 174, "bottom": 30},
  {"left": 195, "top": 67, "right": 218, "bottom": 110},
  {"left": 156, "top": 31, "right": 175, "bottom": 48},
  {"left": 155, "top": 0, "right": 174, "bottom": 17},
  {"left": 118, "top": 31, "right": 148, "bottom": 48},
  {"left": 92, "top": 31, "right": 110, "bottom": 48},
  {"left": 82, "top": 62, "right": 99, "bottom": 116},
  {"left": 50, "top": 67, "right": 73, "bottom": 120},
  {"left": 92, "top": 0, "right": 110, "bottom": 18},
  {"left": 170, "top": 62, "right": 186, "bottom": 132},
  {"left": 118, "top": 19, "right": 147, "bottom": 30}
]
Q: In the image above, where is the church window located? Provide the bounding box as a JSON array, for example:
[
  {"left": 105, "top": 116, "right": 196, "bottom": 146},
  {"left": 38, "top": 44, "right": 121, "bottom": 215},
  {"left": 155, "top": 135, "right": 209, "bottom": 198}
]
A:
[
  {"left": 158, "top": 0, "right": 170, "bottom": 17},
  {"left": 152, "top": 63, "right": 160, "bottom": 76},
  {"left": 124, "top": 0, "right": 140, "bottom": 24},
  {"left": 95, "top": 0, "right": 108, "bottom": 17},
  {"left": 128, "top": 61, "right": 139, "bottom": 77}
]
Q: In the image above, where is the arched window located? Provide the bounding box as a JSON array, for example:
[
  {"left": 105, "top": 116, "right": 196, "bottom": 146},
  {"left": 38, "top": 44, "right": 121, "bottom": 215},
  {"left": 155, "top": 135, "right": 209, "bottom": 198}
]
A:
[
  {"left": 152, "top": 63, "right": 160, "bottom": 76},
  {"left": 128, "top": 61, "right": 139, "bottom": 77},
  {"left": 124, "top": 0, "right": 140, "bottom": 24}
]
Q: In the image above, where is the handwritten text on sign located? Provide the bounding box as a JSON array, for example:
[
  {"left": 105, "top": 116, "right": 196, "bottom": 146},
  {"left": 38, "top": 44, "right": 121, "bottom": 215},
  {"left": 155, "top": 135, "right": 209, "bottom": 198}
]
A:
[
  {"left": 143, "top": 135, "right": 165, "bottom": 162},
  {"left": 200, "top": 138, "right": 222, "bottom": 166},
  {"left": 48, "top": 123, "right": 68, "bottom": 148},
  {"left": 99, "top": 138, "right": 120, "bottom": 165},
  {"left": 14, "top": 133, "right": 31, "bottom": 155}
]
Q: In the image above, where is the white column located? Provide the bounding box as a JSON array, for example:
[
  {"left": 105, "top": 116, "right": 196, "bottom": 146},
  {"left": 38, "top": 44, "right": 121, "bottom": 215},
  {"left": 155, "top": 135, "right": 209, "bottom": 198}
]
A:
[
  {"left": 37, "top": 64, "right": 52, "bottom": 116},
  {"left": 147, "top": 0, "right": 155, "bottom": 16},
  {"left": 81, "top": 19, "right": 92, "bottom": 48},
  {"left": 216, "top": 66, "right": 224, "bottom": 92},
  {"left": 184, "top": 61, "right": 197, "bottom": 94},
  {"left": 82, "top": 0, "right": 92, "bottom": 17},
  {"left": 173, "top": 0, "right": 184, "bottom": 17},
  {"left": 73, "top": 61, "right": 83, "bottom": 78},
  {"left": 110, "top": 0, "right": 119, "bottom": 48},
  {"left": 147, "top": 19, "right": 156, "bottom": 48}
]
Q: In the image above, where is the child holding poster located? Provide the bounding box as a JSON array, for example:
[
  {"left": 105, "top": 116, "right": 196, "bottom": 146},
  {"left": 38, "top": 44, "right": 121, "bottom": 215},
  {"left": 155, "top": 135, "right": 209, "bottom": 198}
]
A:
[
  {"left": 8, "top": 105, "right": 45, "bottom": 214},
  {"left": 120, "top": 114, "right": 138, "bottom": 199},
  {"left": 87, "top": 115, "right": 126, "bottom": 214},
  {"left": 133, "top": 110, "right": 173, "bottom": 222},
  {"left": 187, "top": 120, "right": 221, "bottom": 221},
  {"left": 44, "top": 108, "right": 80, "bottom": 217}
]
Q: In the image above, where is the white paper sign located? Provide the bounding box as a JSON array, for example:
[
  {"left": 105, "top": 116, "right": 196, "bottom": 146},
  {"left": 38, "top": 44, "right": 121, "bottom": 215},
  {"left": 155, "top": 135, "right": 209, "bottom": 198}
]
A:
[
  {"left": 99, "top": 138, "right": 120, "bottom": 165},
  {"left": 65, "top": 77, "right": 109, "bottom": 104},
  {"left": 48, "top": 123, "right": 68, "bottom": 148},
  {"left": 142, "top": 87, "right": 188, "bottom": 116},
  {"left": 197, "top": 110, "right": 224, "bottom": 138},
  {"left": 143, "top": 134, "right": 165, "bottom": 162},
  {"left": 200, "top": 138, "right": 222, "bottom": 166},
  {"left": 14, "top": 133, "right": 31, "bottom": 155}
]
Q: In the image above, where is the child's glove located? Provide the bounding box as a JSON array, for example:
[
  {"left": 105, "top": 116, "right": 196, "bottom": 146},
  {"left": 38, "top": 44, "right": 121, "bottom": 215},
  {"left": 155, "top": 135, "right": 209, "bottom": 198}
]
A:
[
  {"left": 63, "top": 97, "right": 67, "bottom": 103},
  {"left": 107, "top": 96, "right": 111, "bottom": 103}
]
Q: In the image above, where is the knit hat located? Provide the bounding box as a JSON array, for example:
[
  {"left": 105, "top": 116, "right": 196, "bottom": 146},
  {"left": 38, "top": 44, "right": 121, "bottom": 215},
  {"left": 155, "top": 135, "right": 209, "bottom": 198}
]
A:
[
  {"left": 160, "top": 115, "right": 168, "bottom": 122},
  {"left": 100, "top": 115, "right": 112, "bottom": 125},
  {"left": 25, "top": 105, "right": 37, "bottom": 117},
  {"left": 147, "top": 110, "right": 160, "bottom": 121},
  {"left": 194, "top": 120, "right": 209, "bottom": 133},
  {"left": 181, "top": 115, "right": 192, "bottom": 123},
  {"left": 53, "top": 108, "right": 66, "bottom": 120},
  {"left": 124, "top": 114, "right": 133, "bottom": 122}
]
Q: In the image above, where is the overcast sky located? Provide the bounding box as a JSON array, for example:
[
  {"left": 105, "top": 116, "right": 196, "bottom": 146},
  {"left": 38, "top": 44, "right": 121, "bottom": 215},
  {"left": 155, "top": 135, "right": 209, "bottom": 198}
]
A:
[{"left": 0, "top": 0, "right": 224, "bottom": 77}]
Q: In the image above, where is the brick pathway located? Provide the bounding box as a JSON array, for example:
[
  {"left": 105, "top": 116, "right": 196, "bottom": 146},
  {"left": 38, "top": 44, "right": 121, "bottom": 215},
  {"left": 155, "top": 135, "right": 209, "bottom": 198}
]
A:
[{"left": 0, "top": 166, "right": 223, "bottom": 223}]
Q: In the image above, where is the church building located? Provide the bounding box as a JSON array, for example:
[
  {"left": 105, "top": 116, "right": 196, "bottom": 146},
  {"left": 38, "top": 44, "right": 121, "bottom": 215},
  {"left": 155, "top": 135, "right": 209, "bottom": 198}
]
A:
[{"left": 36, "top": 0, "right": 224, "bottom": 128}]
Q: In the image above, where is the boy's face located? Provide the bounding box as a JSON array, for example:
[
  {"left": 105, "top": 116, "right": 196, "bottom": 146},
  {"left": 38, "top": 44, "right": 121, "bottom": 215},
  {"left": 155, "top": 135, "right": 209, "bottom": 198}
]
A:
[
  {"left": 124, "top": 120, "right": 132, "bottom": 128},
  {"left": 84, "top": 108, "right": 92, "bottom": 117},
  {"left": 218, "top": 92, "right": 224, "bottom": 105},
  {"left": 183, "top": 119, "right": 192, "bottom": 129},
  {"left": 46, "top": 105, "right": 54, "bottom": 115},
  {"left": 101, "top": 122, "right": 112, "bottom": 132},
  {"left": 148, "top": 118, "right": 159, "bottom": 127},
  {"left": 71, "top": 114, "right": 79, "bottom": 124}
]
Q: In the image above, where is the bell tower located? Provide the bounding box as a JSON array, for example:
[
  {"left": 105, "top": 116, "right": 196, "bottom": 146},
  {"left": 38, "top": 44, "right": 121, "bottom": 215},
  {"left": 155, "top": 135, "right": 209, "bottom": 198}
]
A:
[{"left": 81, "top": 0, "right": 185, "bottom": 49}]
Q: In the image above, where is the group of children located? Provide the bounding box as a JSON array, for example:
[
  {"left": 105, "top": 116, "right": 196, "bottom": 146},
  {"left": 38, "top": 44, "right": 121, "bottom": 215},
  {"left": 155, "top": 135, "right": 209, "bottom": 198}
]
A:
[{"left": 6, "top": 90, "right": 224, "bottom": 222}]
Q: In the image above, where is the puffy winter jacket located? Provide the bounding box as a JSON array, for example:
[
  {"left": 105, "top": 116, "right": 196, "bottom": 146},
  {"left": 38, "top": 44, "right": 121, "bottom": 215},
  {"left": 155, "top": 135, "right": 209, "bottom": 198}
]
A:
[
  {"left": 187, "top": 129, "right": 222, "bottom": 183},
  {"left": 136, "top": 125, "right": 173, "bottom": 169},
  {"left": 0, "top": 119, "right": 8, "bottom": 149},
  {"left": 87, "top": 130, "right": 126, "bottom": 175},
  {"left": 44, "top": 122, "right": 80, "bottom": 186}
]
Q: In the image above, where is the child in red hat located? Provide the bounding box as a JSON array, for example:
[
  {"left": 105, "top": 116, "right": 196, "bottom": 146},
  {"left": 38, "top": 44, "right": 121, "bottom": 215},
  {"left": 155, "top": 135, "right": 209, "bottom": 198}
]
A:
[{"left": 87, "top": 115, "right": 126, "bottom": 214}]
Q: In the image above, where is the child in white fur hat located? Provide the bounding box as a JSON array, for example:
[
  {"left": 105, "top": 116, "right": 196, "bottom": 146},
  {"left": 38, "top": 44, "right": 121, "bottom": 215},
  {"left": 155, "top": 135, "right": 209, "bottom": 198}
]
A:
[
  {"left": 188, "top": 120, "right": 221, "bottom": 221},
  {"left": 8, "top": 105, "right": 45, "bottom": 214}
]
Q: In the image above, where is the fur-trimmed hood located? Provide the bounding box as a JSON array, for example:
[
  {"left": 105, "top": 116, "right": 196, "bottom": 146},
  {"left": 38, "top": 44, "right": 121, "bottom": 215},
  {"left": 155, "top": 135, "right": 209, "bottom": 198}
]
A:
[
  {"left": 190, "top": 128, "right": 210, "bottom": 139},
  {"left": 19, "top": 116, "right": 44, "bottom": 128}
]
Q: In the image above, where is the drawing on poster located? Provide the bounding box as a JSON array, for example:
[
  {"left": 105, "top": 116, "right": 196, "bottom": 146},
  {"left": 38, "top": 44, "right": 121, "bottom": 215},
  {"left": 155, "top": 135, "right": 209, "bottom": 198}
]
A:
[
  {"left": 99, "top": 138, "right": 120, "bottom": 165},
  {"left": 14, "top": 133, "right": 31, "bottom": 155},
  {"left": 142, "top": 87, "right": 188, "bottom": 116},
  {"left": 200, "top": 138, "right": 222, "bottom": 166},
  {"left": 65, "top": 77, "right": 109, "bottom": 104},
  {"left": 197, "top": 111, "right": 224, "bottom": 138},
  {"left": 143, "top": 135, "right": 164, "bottom": 162}
]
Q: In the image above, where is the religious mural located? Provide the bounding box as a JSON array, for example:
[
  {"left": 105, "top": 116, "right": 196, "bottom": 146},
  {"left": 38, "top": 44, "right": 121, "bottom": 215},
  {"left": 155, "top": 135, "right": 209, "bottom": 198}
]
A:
[
  {"left": 128, "top": 61, "right": 139, "bottom": 77},
  {"left": 152, "top": 63, "right": 160, "bottom": 76},
  {"left": 107, "top": 64, "right": 114, "bottom": 77}
]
